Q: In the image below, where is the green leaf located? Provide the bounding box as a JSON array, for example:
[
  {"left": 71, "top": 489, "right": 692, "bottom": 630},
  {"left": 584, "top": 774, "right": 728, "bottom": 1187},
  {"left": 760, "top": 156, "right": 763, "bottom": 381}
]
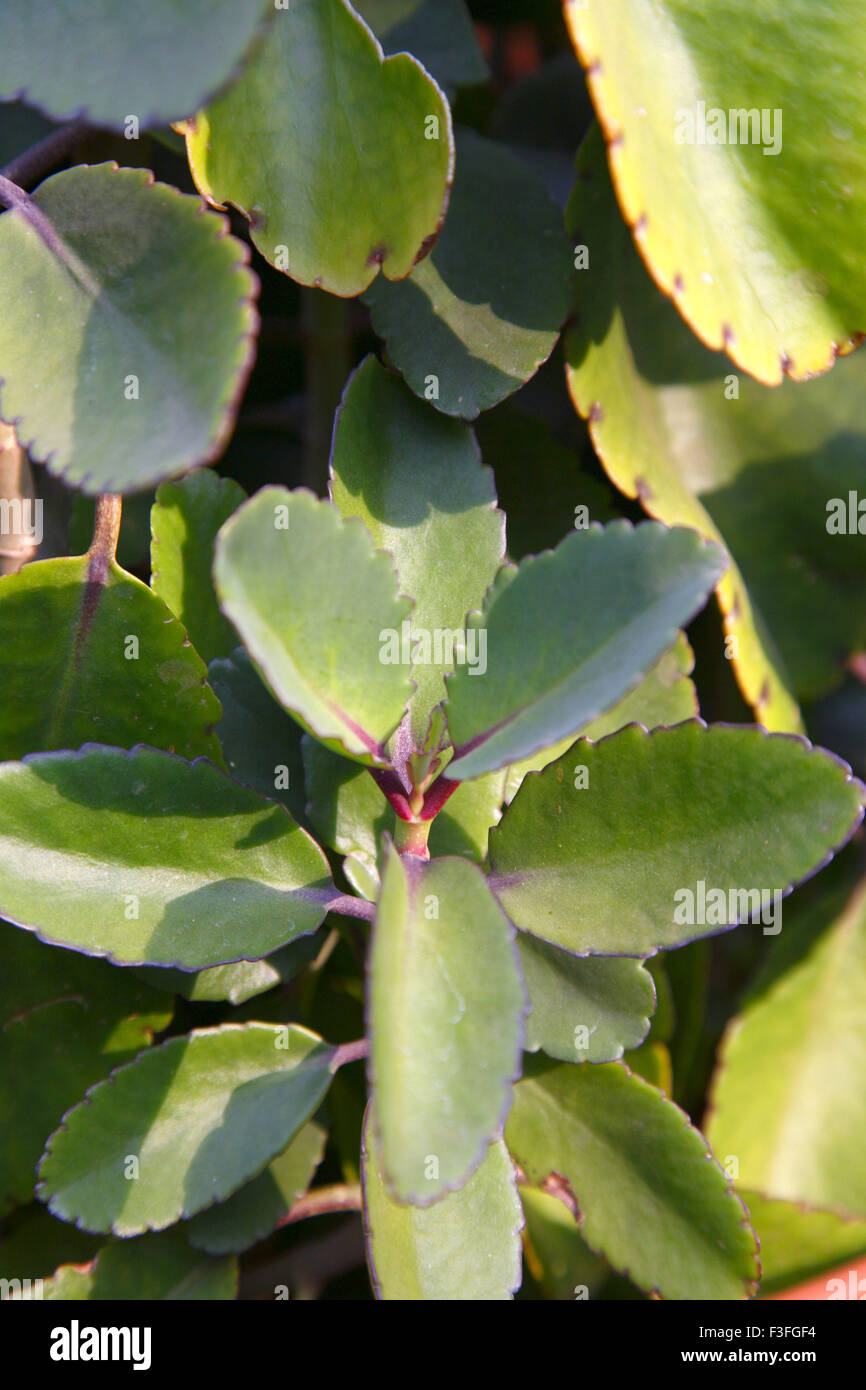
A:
[
  {"left": 369, "top": 843, "right": 525, "bottom": 1202},
  {"left": 489, "top": 722, "right": 865, "bottom": 956},
  {"left": 151, "top": 470, "right": 247, "bottom": 663},
  {"left": 0, "top": 1, "right": 272, "bottom": 129},
  {"left": 0, "top": 553, "right": 222, "bottom": 763},
  {"left": 362, "top": 1110, "right": 522, "bottom": 1300},
  {"left": 0, "top": 164, "right": 257, "bottom": 494},
  {"left": 213, "top": 488, "right": 412, "bottom": 764},
  {"left": 565, "top": 0, "right": 866, "bottom": 384},
  {"left": 209, "top": 648, "right": 308, "bottom": 823},
  {"left": 330, "top": 355, "right": 504, "bottom": 742},
  {"left": 135, "top": 935, "right": 322, "bottom": 1008},
  {"left": 37, "top": 1023, "right": 335, "bottom": 1236},
  {"left": 708, "top": 860, "right": 866, "bottom": 1215},
  {"left": 518, "top": 939, "right": 654, "bottom": 1064},
  {"left": 364, "top": 130, "right": 573, "bottom": 418},
  {"left": 356, "top": 0, "right": 488, "bottom": 92},
  {"left": 0, "top": 745, "right": 334, "bottom": 969},
  {"left": 0, "top": 925, "right": 171, "bottom": 1212},
  {"left": 519, "top": 1185, "right": 607, "bottom": 1301},
  {"left": 184, "top": 0, "right": 453, "bottom": 296},
  {"left": 445, "top": 521, "right": 724, "bottom": 781},
  {"left": 741, "top": 1191, "right": 866, "bottom": 1298},
  {"left": 186, "top": 1121, "right": 326, "bottom": 1255},
  {"left": 0, "top": 1204, "right": 101, "bottom": 1283},
  {"left": 25, "top": 1230, "right": 238, "bottom": 1300},
  {"left": 566, "top": 127, "right": 866, "bottom": 726},
  {"left": 0, "top": 101, "right": 55, "bottom": 168},
  {"left": 507, "top": 1058, "right": 759, "bottom": 1300}
]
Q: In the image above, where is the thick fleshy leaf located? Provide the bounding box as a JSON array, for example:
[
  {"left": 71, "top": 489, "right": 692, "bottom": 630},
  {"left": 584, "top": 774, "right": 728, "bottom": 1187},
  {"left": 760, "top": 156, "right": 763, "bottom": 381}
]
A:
[
  {"left": 362, "top": 1110, "right": 522, "bottom": 1300},
  {"left": 135, "top": 935, "right": 322, "bottom": 1008},
  {"left": 445, "top": 521, "right": 724, "bottom": 781},
  {"left": 0, "top": 925, "right": 171, "bottom": 1213},
  {"left": 0, "top": 1, "right": 272, "bottom": 129},
  {"left": 365, "top": 130, "right": 573, "bottom": 419},
  {"left": 208, "top": 648, "right": 308, "bottom": 823},
  {"left": 489, "top": 722, "right": 865, "bottom": 956},
  {"left": 566, "top": 127, "right": 866, "bottom": 725},
  {"left": 519, "top": 938, "right": 654, "bottom": 1064},
  {"left": 37, "top": 1023, "right": 335, "bottom": 1236},
  {"left": 330, "top": 355, "right": 504, "bottom": 742},
  {"left": 565, "top": 0, "right": 866, "bottom": 384},
  {"left": 0, "top": 165, "right": 256, "bottom": 494},
  {"left": 519, "top": 1185, "right": 607, "bottom": 1301},
  {"left": 741, "top": 1192, "right": 866, "bottom": 1298},
  {"left": 0, "top": 745, "right": 335, "bottom": 969},
  {"left": 506, "top": 1058, "right": 759, "bottom": 1300},
  {"left": 184, "top": 0, "right": 453, "bottom": 296},
  {"left": 369, "top": 843, "right": 525, "bottom": 1202},
  {"left": 151, "top": 470, "right": 246, "bottom": 664},
  {"left": 214, "top": 488, "right": 412, "bottom": 764},
  {"left": 708, "top": 858, "right": 866, "bottom": 1215},
  {"left": 186, "top": 1121, "right": 326, "bottom": 1255},
  {"left": 357, "top": 0, "right": 487, "bottom": 92},
  {"left": 0, "top": 554, "right": 222, "bottom": 763},
  {"left": 21, "top": 1231, "right": 238, "bottom": 1301}
]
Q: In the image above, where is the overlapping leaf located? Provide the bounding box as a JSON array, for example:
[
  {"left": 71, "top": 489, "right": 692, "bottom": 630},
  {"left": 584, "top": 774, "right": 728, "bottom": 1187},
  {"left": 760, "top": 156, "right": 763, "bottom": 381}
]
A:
[
  {"left": 356, "top": 0, "right": 488, "bottom": 92},
  {"left": 208, "top": 648, "right": 308, "bottom": 823},
  {"left": 741, "top": 1191, "right": 866, "bottom": 1298},
  {"left": 518, "top": 939, "right": 654, "bottom": 1064},
  {"left": 24, "top": 1231, "right": 237, "bottom": 1301}
]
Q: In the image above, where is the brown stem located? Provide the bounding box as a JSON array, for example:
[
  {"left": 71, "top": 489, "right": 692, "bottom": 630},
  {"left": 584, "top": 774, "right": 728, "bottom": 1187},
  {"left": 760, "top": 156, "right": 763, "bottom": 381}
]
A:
[
  {"left": 88, "top": 494, "right": 122, "bottom": 577},
  {"left": 275, "top": 1183, "right": 362, "bottom": 1230},
  {"left": 330, "top": 1039, "right": 368, "bottom": 1072}
]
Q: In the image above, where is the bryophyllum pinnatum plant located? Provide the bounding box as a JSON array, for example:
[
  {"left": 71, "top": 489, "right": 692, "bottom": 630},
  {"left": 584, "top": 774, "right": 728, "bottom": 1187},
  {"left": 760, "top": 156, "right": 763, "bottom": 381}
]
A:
[{"left": 2, "top": 0, "right": 866, "bottom": 1305}]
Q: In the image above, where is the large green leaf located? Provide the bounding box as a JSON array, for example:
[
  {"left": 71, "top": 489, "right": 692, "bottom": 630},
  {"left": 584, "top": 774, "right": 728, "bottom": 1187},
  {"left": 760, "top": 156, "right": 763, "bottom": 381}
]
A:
[
  {"left": 565, "top": 0, "right": 866, "bottom": 384},
  {"left": 0, "top": 746, "right": 335, "bottom": 969},
  {"left": 445, "top": 521, "right": 724, "bottom": 781},
  {"left": 0, "top": 926, "right": 171, "bottom": 1213},
  {"left": 184, "top": 0, "right": 453, "bottom": 296},
  {"left": 37, "top": 1023, "right": 335, "bottom": 1236},
  {"left": 518, "top": 939, "right": 654, "bottom": 1064},
  {"left": 566, "top": 127, "right": 866, "bottom": 726},
  {"left": 0, "top": 553, "right": 222, "bottom": 763},
  {"left": 151, "top": 470, "right": 246, "bottom": 664},
  {"left": 489, "top": 722, "right": 865, "bottom": 956},
  {"left": 330, "top": 355, "right": 504, "bottom": 742},
  {"left": 0, "top": 1, "right": 272, "bottom": 129},
  {"left": 369, "top": 843, "right": 525, "bottom": 1202},
  {"left": 364, "top": 129, "right": 573, "bottom": 418},
  {"left": 741, "top": 1191, "right": 866, "bottom": 1298},
  {"left": 0, "top": 164, "right": 257, "bottom": 494},
  {"left": 208, "top": 648, "right": 308, "bottom": 823},
  {"left": 214, "top": 488, "right": 412, "bottom": 764},
  {"left": 362, "top": 1111, "right": 522, "bottom": 1300},
  {"left": 356, "top": 0, "right": 488, "bottom": 92},
  {"left": 506, "top": 1058, "right": 759, "bottom": 1300},
  {"left": 708, "top": 858, "right": 866, "bottom": 1215}
]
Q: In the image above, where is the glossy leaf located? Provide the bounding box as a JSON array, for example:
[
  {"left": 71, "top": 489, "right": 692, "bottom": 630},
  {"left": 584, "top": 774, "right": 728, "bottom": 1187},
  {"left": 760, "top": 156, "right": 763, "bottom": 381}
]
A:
[
  {"left": 518, "top": 938, "right": 654, "bottom": 1064},
  {"left": 445, "top": 520, "right": 724, "bottom": 781},
  {"left": 369, "top": 843, "right": 525, "bottom": 1202},
  {"left": 362, "top": 1110, "right": 522, "bottom": 1300},
  {"left": 355, "top": 0, "right": 487, "bottom": 92},
  {"left": 0, "top": 554, "right": 222, "bottom": 763},
  {"left": 214, "top": 488, "right": 412, "bottom": 764},
  {"left": 208, "top": 648, "right": 308, "bottom": 823},
  {"left": 0, "top": 164, "right": 257, "bottom": 493},
  {"left": 184, "top": 0, "right": 453, "bottom": 296},
  {"left": 741, "top": 1191, "right": 866, "bottom": 1298},
  {"left": 151, "top": 470, "right": 246, "bottom": 663},
  {"left": 0, "top": 1, "right": 272, "bottom": 129},
  {"left": 330, "top": 355, "right": 504, "bottom": 742},
  {"left": 489, "top": 722, "right": 865, "bottom": 956},
  {"left": 365, "top": 130, "right": 573, "bottom": 418},
  {"left": 37, "top": 1023, "right": 335, "bottom": 1236},
  {"left": 565, "top": 0, "right": 866, "bottom": 384},
  {"left": 566, "top": 127, "right": 866, "bottom": 724},
  {"left": 0, "top": 745, "right": 334, "bottom": 969},
  {"left": 507, "top": 1058, "right": 759, "bottom": 1300}
]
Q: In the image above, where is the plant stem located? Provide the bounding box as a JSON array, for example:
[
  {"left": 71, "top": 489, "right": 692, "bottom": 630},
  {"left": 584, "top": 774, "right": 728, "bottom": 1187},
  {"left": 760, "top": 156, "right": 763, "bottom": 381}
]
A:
[
  {"left": 393, "top": 817, "right": 432, "bottom": 858},
  {"left": 1, "top": 121, "right": 89, "bottom": 189},
  {"left": 330, "top": 1038, "right": 368, "bottom": 1071},
  {"left": 88, "top": 494, "right": 122, "bottom": 577},
  {"left": 302, "top": 287, "right": 351, "bottom": 494},
  {"left": 275, "top": 1183, "right": 362, "bottom": 1230}
]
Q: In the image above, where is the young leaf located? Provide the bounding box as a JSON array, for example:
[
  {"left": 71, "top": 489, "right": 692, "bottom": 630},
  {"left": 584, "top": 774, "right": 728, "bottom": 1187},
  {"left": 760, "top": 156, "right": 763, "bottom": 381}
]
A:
[
  {"left": 0, "top": 165, "right": 257, "bottom": 494},
  {"left": 0, "top": 0, "right": 273, "bottom": 129},
  {"left": 362, "top": 1109, "right": 522, "bottom": 1300},
  {"left": 184, "top": 0, "right": 453, "bottom": 296},
  {"left": 489, "top": 722, "right": 865, "bottom": 956},
  {"left": 518, "top": 939, "right": 655, "bottom": 1064},
  {"left": 0, "top": 554, "right": 222, "bottom": 763},
  {"left": 369, "top": 843, "right": 526, "bottom": 1203},
  {"left": 151, "top": 470, "right": 247, "bottom": 663},
  {"left": 445, "top": 521, "right": 725, "bottom": 781},
  {"left": 364, "top": 129, "right": 573, "bottom": 418},
  {"left": 37, "top": 1024, "right": 336, "bottom": 1236},
  {"left": 329, "top": 355, "right": 504, "bottom": 742},
  {"left": 565, "top": 0, "right": 866, "bottom": 384},
  {"left": 506, "top": 1057, "right": 760, "bottom": 1300},
  {"left": 356, "top": 0, "right": 488, "bottom": 93},
  {"left": 213, "top": 488, "right": 413, "bottom": 764},
  {"left": 0, "top": 745, "right": 335, "bottom": 969}
]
